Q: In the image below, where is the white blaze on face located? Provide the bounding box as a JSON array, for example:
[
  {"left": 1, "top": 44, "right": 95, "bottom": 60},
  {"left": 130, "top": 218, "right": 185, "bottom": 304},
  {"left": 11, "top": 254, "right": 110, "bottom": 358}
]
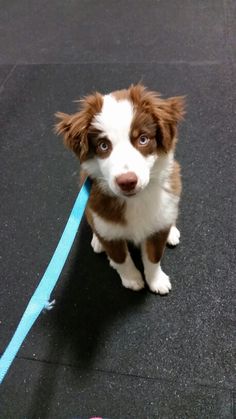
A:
[
  {"left": 92, "top": 94, "right": 133, "bottom": 144},
  {"left": 85, "top": 94, "right": 157, "bottom": 196}
]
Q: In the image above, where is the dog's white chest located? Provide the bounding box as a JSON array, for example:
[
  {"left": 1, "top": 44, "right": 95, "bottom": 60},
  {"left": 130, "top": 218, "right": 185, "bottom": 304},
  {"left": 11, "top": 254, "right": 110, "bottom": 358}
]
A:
[{"left": 92, "top": 183, "right": 179, "bottom": 244}]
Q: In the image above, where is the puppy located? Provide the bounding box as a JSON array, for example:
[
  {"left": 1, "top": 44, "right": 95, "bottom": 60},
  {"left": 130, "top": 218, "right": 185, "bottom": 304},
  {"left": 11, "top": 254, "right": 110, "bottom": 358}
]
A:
[{"left": 55, "top": 84, "right": 185, "bottom": 294}]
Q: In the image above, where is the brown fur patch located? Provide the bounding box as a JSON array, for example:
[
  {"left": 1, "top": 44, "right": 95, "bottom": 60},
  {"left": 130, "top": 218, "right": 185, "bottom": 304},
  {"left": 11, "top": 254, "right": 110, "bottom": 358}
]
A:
[
  {"left": 86, "top": 181, "right": 126, "bottom": 225},
  {"left": 130, "top": 110, "right": 157, "bottom": 154},
  {"left": 87, "top": 126, "right": 112, "bottom": 159},
  {"left": 79, "top": 170, "right": 89, "bottom": 187},
  {"left": 131, "top": 110, "right": 156, "bottom": 139},
  {"left": 132, "top": 137, "right": 157, "bottom": 157},
  {"left": 86, "top": 209, "right": 127, "bottom": 263},
  {"left": 129, "top": 84, "right": 185, "bottom": 153},
  {"left": 112, "top": 89, "right": 130, "bottom": 101},
  {"left": 55, "top": 92, "right": 103, "bottom": 162},
  {"left": 130, "top": 110, "right": 157, "bottom": 156},
  {"left": 145, "top": 229, "right": 170, "bottom": 264},
  {"left": 169, "top": 160, "right": 182, "bottom": 196},
  {"left": 96, "top": 234, "right": 127, "bottom": 264}
]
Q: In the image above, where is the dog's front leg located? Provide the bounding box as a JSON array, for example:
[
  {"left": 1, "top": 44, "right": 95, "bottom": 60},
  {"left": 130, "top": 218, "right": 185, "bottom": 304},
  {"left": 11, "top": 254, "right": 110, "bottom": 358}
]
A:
[
  {"left": 97, "top": 235, "right": 144, "bottom": 291},
  {"left": 141, "top": 229, "right": 171, "bottom": 294}
]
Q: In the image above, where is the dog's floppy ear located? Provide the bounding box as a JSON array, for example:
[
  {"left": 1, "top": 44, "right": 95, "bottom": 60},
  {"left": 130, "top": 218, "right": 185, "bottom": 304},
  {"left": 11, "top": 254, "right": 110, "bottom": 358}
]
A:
[
  {"left": 55, "top": 92, "right": 103, "bottom": 161},
  {"left": 129, "top": 84, "right": 185, "bottom": 153},
  {"left": 55, "top": 111, "right": 89, "bottom": 161},
  {"left": 154, "top": 96, "right": 185, "bottom": 152}
]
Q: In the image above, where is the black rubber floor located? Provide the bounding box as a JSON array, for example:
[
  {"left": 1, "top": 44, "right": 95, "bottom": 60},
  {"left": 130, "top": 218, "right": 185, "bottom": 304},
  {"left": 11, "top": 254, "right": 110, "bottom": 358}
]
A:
[{"left": 0, "top": 1, "right": 235, "bottom": 418}]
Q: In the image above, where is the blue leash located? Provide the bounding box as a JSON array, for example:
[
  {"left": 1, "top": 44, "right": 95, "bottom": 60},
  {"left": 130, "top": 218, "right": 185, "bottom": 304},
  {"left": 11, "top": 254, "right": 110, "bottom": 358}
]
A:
[{"left": 0, "top": 178, "right": 91, "bottom": 384}]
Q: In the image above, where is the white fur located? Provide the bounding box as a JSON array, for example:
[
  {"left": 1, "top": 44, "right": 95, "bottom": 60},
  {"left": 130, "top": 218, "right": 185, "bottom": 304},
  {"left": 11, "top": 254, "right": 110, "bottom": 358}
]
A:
[
  {"left": 91, "top": 233, "right": 104, "bottom": 253},
  {"left": 141, "top": 243, "right": 171, "bottom": 294},
  {"left": 90, "top": 154, "right": 179, "bottom": 245},
  {"left": 167, "top": 226, "right": 180, "bottom": 246},
  {"left": 109, "top": 253, "right": 145, "bottom": 291},
  {"left": 92, "top": 94, "right": 134, "bottom": 143},
  {"left": 82, "top": 94, "right": 157, "bottom": 197}
]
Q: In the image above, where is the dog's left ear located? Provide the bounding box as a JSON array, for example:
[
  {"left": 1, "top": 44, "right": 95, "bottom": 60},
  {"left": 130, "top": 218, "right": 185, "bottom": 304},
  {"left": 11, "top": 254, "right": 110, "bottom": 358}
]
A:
[{"left": 154, "top": 96, "right": 185, "bottom": 152}]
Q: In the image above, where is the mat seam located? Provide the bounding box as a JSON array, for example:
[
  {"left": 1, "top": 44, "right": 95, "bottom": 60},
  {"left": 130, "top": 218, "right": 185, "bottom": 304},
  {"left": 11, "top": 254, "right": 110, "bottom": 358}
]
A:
[
  {"left": 1, "top": 60, "right": 234, "bottom": 66},
  {"left": 15, "top": 354, "right": 234, "bottom": 393}
]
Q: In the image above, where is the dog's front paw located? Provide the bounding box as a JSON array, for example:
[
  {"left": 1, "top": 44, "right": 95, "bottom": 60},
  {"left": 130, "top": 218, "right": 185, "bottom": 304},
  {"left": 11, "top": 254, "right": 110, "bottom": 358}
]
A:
[
  {"left": 109, "top": 255, "right": 145, "bottom": 292},
  {"left": 167, "top": 226, "right": 180, "bottom": 246},
  {"left": 147, "top": 270, "right": 172, "bottom": 295},
  {"left": 121, "top": 272, "right": 145, "bottom": 291},
  {"left": 91, "top": 233, "right": 104, "bottom": 253}
]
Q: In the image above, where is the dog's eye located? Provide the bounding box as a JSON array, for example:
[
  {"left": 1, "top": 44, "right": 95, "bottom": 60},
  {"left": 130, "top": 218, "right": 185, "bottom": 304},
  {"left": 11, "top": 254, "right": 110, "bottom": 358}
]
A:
[
  {"left": 139, "top": 135, "right": 150, "bottom": 146},
  {"left": 98, "top": 141, "right": 109, "bottom": 152}
]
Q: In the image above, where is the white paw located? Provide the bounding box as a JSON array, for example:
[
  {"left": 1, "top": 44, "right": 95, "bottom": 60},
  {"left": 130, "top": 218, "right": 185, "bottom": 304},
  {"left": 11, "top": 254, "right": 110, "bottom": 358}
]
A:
[
  {"left": 91, "top": 233, "right": 104, "bottom": 253},
  {"left": 167, "top": 226, "right": 180, "bottom": 246},
  {"left": 109, "top": 255, "right": 145, "bottom": 291},
  {"left": 148, "top": 270, "right": 172, "bottom": 295},
  {"left": 121, "top": 272, "right": 145, "bottom": 291}
]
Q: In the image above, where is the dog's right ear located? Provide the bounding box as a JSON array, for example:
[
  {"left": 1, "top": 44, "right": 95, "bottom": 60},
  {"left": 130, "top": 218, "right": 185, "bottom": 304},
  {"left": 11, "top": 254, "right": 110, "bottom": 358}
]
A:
[
  {"left": 54, "top": 111, "right": 89, "bottom": 161},
  {"left": 55, "top": 92, "right": 103, "bottom": 161}
]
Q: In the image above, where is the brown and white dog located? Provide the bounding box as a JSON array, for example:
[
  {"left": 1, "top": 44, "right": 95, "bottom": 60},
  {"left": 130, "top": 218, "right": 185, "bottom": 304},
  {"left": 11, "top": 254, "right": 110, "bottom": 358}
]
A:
[{"left": 55, "top": 84, "right": 185, "bottom": 294}]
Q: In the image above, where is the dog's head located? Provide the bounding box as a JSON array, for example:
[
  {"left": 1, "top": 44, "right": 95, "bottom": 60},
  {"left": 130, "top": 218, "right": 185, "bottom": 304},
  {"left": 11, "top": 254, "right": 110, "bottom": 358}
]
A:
[{"left": 55, "top": 84, "right": 185, "bottom": 197}]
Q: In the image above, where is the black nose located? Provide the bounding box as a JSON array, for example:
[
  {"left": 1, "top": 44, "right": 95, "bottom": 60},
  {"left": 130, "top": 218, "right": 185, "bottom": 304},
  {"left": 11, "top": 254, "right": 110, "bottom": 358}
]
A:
[{"left": 115, "top": 172, "right": 138, "bottom": 192}]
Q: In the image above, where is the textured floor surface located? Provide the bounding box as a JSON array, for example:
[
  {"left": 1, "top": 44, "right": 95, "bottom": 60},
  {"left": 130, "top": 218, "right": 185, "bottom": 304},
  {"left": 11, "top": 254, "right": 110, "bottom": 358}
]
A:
[{"left": 0, "top": 1, "right": 235, "bottom": 418}]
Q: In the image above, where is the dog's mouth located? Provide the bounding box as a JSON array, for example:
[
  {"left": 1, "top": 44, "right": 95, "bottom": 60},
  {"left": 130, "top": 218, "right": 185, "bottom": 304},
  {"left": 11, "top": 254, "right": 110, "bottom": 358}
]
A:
[
  {"left": 115, "top": 183, "right": 146, "bottom": 198},
  {"left": 122, "top": 190, "right": 137, "bottom": 197},
  {"left": 119, "top": 186, "right": 144, "bottom": 197},
  {"left": 111, "top": 187, "right": 139, "bottom": 198}
]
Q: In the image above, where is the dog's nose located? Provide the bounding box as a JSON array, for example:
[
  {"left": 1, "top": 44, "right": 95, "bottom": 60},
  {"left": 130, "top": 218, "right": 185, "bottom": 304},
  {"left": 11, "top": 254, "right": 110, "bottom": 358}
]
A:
[{"left": 115, "top": 172, "right": 138, "bottom": 192}]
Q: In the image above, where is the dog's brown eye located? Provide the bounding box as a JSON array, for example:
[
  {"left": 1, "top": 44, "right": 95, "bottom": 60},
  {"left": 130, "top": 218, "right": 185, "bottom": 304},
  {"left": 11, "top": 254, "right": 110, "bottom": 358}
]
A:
[
  {"left": 139, "top": 135, "right": 149, "bottom": 146},
  {"left": 98, "top": 141, "right": 109, "bottom": 152}
]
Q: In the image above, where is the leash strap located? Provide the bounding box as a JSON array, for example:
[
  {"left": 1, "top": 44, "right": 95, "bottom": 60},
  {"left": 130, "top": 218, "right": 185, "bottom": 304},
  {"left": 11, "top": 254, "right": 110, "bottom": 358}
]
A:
[{"left": 0, "top": 178, "right": 91, "bottom": 384}]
